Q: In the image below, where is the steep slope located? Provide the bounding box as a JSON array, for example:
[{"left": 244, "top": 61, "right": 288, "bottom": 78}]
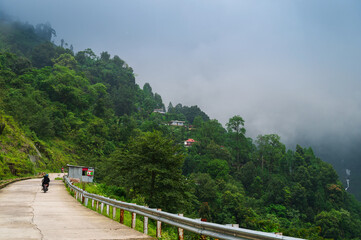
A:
[{"left": 0, "top": 113, "right": 78, "bottom": 177}]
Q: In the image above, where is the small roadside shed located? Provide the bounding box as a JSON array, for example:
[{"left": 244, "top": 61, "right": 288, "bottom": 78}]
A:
[{"left": 67, "top": 164, "right": 94, "bottom": 183}]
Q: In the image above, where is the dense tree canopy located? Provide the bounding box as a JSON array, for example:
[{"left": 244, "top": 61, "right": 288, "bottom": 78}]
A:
[{"left": 101, "top": 131, "right": 187, "bottom": 212}]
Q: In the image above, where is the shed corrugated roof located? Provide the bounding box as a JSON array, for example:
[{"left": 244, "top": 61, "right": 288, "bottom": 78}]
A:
[{"left": 67, "top": 164, "right": 95, "bottom": 169}]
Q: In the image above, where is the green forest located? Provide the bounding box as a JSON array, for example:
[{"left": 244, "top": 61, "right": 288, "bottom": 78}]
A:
[{"left": 0, "top": 16, "right": 361, "bottom": 240}]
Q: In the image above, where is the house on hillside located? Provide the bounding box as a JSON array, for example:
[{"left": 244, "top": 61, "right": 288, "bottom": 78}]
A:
[
  {"left": 184, "top": 138, "right": 196, "bottom": 147},
  {"left": 169, "top": 120, "right": 185, "bottom": 126},
  {"left": 153, "top": 108, "right": 166, "bottom": 114}
]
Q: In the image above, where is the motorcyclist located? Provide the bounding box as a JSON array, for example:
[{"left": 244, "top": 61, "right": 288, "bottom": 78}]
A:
[{"left": 42, "top": 174, "right": 50, "bottom": 191}]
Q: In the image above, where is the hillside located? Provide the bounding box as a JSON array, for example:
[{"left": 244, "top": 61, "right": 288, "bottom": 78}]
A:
[
  {"left": 0, "top": 113, "right": 40, "bottom": 176},
  {"left": 1, "top": 17, "right": 361, "bottom": 240},
  {"left": 0, "top": 113, "right": 77, "bottom": 176}
]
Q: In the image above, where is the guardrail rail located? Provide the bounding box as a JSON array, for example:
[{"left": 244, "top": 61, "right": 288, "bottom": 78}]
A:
[{"left": 64, "top": 176, "right": 304, "bottom": 240}]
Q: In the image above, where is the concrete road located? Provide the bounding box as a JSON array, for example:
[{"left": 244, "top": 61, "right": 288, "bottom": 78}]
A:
[{"left": 0, "top": 174, "right": 153, "bottom": 240}]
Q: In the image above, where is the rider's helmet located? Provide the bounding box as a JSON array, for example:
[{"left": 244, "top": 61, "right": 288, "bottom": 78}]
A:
[{"left": 45, "top": 174, "right": 48, "bottom": 177}]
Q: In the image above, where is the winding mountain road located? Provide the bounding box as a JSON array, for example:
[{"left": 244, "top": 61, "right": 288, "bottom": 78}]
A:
[{"left": 0, "top": 174, "right": 153, "bottom": 240}]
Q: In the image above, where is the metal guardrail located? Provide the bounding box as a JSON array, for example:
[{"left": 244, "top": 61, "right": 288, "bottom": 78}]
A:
[{"left": 64, "top": 176, "right": 304, "bottom": 240}]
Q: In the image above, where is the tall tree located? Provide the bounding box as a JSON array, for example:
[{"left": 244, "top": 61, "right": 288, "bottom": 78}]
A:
[
  {"left": 226, "top": 115, "right": 246, "bottom": 169},
  {"left": 197, "top": 119, "right": 226, "bottom": 146},
  {"left": 143, "top": 83, "right": 153, "bottom": 97},
  {"left": 110, "top": 131, "right": 186, "bottom": 212},
  {"left": 35, "top": 22, "right": 56, "bottom": 41},
  {"left": 167, "top": 102, "right": 174, "bottom": 112},
  {"left": 256, "top": 134, "right": 285, "bottom": 172}
]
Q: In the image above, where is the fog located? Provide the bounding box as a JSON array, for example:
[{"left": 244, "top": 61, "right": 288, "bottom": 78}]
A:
[{"left": 1, "top": 0, "right": 361, "bottom": 198}]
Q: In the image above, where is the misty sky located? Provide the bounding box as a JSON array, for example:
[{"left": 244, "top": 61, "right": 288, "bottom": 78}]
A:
[{"left": 2, "top": 0, "right": 361, "bottom": 192}]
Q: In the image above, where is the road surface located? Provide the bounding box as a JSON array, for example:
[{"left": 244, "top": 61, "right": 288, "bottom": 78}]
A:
[{"left": 0, "top": 173, "right": 153, "bottom": 240}]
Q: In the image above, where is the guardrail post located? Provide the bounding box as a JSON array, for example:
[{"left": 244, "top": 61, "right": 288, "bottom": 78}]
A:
[
  {"left": 131, "top": 212, "right": 136, "bottom": 229},
  {"left": 106, "top": 204, "right": 110, "bottom": 216},
  {"left": 119, "top": 209, "right": 124, "bottom": 224},
  {"left": 157, "top": 209, "right": 162, "bottom": 238},
  {"left": 84, "top": 197, "right": 88, "bottom": 206},
  {"left": 201, "top": 218, "right": 207, "bottom": 240},
  {"left": 75, "top": 191, "right": 78, "bottom": 200},
  {"left": 96, "top": 201, "right": 99, "bottom": 211},
  {"left": 178, "top": 214, "right": 184, "bottom": 240},
  {"left": 92, "top": 199, "right": 94, "bottom": 208},
  {"left": 101, "top": 202, "right": 104, "bottom": 214},
  {"left": 143, "top": 216, "right": 148, "bottom": 234},
  {"left": 112, "top": 207, "right": 116, "bottom": 219}
]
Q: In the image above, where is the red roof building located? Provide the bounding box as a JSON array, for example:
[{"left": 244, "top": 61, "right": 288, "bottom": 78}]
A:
[{"left": 184, "top": 138, "right": 196, "bottom": 147}]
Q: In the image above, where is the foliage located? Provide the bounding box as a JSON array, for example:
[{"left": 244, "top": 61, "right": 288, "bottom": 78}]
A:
[
  {"left": 100, "top": 131, "right": 187, "bottom": 213},
  {"left": 168, "top": 103, "right": 209, "bottom": 124}
]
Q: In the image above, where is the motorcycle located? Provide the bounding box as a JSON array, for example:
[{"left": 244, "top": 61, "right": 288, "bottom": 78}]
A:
[{"left": 42, "top": 183, "right": 49, "bottom": 193}]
